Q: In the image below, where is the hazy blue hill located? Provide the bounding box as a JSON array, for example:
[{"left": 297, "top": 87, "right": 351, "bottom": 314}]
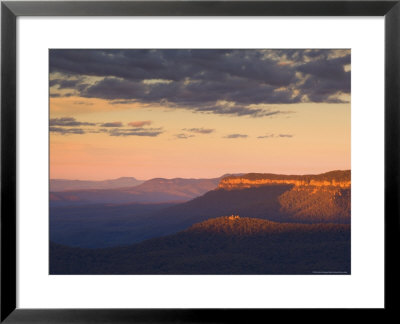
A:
[
  {"left": 50, "top": 177, "right": 143, "bottom": 192},
  {"left": 50, "top": 216, "right": 350, "bottom": 275},
  {"left": 50, "top": 177, "right": 221, "bottom": 206}
]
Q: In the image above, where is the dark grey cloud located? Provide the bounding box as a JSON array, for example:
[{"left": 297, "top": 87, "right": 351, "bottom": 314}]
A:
[
  {"left": 50, "top": 93, "right": 74, "bottom": 98},
  {"left": 108, "top": 128, "right": 163, "bottom": 137},
  {"left": 49, "top": 117, "right": 96, "bottom": 127},
  {"left": 81, "top": 76, "right": 294, "bottom": 117},
  {"left": 297, "top": 55, "right": 350, "bottom": 102},
  {"left": 194, "top": 104, "right": 291, "bottom": 117},
  {"left": 49, "top": 117, "right": 161, "bottom": 137},
  {"left": 109, "top": 99, "right": 137, "bottom": 105},
  {"left": 100, "top": 122, "right": 123, "bottom": 127},
  {"left": 223, "top": 134, "right": 248, "bottom": 139},
  {"left": 50, "top": 127, "right": 85, "bottom": 135},
  {"left": 257, "top": 134, "right": 274, "bottom": 139},
  {"left": 80, "top": 76, "right": 299, "bottom": 107},
  {"left": 50, "top": 49, "right": 350, "bottom": 114},
  {"left": 50, "top": 78, "right": 83, "bottom": 89},
  {"left": 183, "top": 128, "right": 214, "bottom": 134},
  {"left": 73, "top": 101, "right": 94, "bottom": 106},
  {"left": 175, "top": 133, "right": 195, "bottom": 139},
  {"left": 257, "top": 133, "right": 294, "bottom": 139}
]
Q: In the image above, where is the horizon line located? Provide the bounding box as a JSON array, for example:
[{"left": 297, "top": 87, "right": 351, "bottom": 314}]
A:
[{"left": 50, "top": 169, "right": 351, "bottom": 182}]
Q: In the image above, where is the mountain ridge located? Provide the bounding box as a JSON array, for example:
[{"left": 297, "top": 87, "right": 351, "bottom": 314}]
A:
[
  {"left": 50, "top": 176, "right": 144, "bottom": 192},
  {"left": 187, "top": 215, "right": 350, "bottom": 235}
]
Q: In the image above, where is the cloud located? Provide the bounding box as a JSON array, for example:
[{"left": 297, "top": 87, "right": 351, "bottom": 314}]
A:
[
  {"left": 297, "top": 55, "right": 350, "bottom": 103},
  {"left": 49, "top": 49, "right": 351, "bottom": 114},
  {"left": 50, "top": 92, "right": 74, "bottom": 98},
  {"left": 257, "top": 134, "right": 274, "bottom": 139},
  {"left": 50, "top": 78, "right": 83, "bottom": 89},
  {"left": 194, "top": 104, "right": 292, "bottom": 118},
  {"left": 100, "top": 122, "right": 123, "bottom": 127},
  {"left": 49, "top": 117, "right": 96, "bottom": 126},
  {"left": 175, "top": 133, "right": 195, "bottom": 139},
  {"left": 109, "top": 99, "right": 137, "bottom": 105},
  {"left": 73, "top": 101, "right": 94, "bottom": 106},
  {"left": 48, "top": 117, "right": 163, "bottom": 137},
  {"left": 223, "top": 134, "right": 248, "bottom": 139},
  {"left": 108, "top": 128, "right": 163, "bottom": 137},
  {"left": 50, "top": 127, "right": 85, "bottom": 135},
  {"left": 128, "top": 120, "right": 152, "bottom": 127},
  {"left": 50, "top": 49, "right": 294, "bottom": 86},
  {"left": 257, "top": 133, "right": 294, "bottom": 139},
  {"left": 183, "top": 128, "right": 214, "bottom": 134},
  {"left": 79, "top": 76, "right": 299, "bottom": 115}
]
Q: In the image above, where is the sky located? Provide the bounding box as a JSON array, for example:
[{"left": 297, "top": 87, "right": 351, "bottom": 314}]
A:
[{"left": 49, "top": 49, "right": 350, "bottom": 180}]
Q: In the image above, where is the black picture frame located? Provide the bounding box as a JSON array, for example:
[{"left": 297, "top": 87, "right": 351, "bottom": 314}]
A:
[{"left": 1, "top": 0, "right": 399, "bottom": 322}]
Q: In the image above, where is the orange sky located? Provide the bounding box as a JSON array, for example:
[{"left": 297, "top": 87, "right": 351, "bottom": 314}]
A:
[
  {"left": 50, "top": 98, "right": 350, "bottom": 180},
  {"left": 49, "top": 49, "right": 350, "bottom": 180}
]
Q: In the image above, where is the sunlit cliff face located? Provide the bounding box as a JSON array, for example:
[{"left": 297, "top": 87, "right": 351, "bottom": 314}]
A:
[{"left": 218, "top": 171, "right": 351, "bottom": 190}]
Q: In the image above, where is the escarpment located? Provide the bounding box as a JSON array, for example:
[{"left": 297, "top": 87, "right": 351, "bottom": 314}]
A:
[{"left": 218, "top": 170, "right": 350, "bottom": 190}]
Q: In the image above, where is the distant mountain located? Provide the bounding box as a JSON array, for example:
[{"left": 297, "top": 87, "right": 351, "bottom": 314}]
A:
[
  {"left": 50, "top": 177, "right": 222, "bottom": 205},
  {"left": 50, "top": 177, "right": 143, "bottom": 192},
  {"left": 50, "top": 216, "right": 350, "bottom": 275}
]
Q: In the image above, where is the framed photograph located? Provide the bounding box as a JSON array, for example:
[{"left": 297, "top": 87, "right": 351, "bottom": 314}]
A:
[{"left": 1, "top": 0, "right": 399, "bottom": 322}]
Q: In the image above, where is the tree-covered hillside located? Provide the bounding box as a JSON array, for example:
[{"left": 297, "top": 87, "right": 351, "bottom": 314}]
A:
[{"left": 50, "top": 216, "right": 350, "bottom": 275}]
